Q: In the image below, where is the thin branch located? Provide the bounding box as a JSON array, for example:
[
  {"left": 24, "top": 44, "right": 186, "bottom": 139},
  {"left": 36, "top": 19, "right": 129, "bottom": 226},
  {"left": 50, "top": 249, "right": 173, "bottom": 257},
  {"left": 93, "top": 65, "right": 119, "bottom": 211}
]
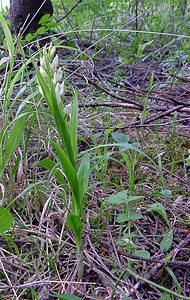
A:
[{"left": 57, "top": 0, "right": 83, "bottom": 23}]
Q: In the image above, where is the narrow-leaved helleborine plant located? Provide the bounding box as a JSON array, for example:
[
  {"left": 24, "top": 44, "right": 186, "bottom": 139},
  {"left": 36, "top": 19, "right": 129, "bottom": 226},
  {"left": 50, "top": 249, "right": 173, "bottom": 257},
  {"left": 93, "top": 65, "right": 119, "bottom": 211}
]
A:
[{"left": 36, "top": 44, "right": 90, "bottom": 258}]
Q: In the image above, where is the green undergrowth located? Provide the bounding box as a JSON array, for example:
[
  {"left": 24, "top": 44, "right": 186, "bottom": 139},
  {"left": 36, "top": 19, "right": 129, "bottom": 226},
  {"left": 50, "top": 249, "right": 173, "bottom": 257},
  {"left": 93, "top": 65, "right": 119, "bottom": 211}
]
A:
[{"left": 0, "top": 1, "right": 190, "bottom": 299}]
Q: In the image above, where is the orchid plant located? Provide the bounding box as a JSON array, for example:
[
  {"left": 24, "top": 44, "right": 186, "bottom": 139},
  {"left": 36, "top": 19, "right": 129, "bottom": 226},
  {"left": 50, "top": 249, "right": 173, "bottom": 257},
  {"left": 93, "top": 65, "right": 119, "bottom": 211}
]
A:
[{"left": 36, "top": 44, "right": 90, "bottom": 259}]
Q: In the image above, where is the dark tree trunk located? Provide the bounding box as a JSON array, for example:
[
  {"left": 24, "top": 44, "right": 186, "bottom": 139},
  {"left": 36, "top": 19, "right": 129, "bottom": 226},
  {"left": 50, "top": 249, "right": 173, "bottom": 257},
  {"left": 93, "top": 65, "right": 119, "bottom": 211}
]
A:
[{"left": 10, "top": 0, "right": 53, "bottom": 35}]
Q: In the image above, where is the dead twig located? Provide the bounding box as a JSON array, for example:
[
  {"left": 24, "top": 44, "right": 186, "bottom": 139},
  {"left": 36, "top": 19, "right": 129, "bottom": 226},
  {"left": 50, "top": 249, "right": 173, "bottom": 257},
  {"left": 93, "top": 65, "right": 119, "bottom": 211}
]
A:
[{"left": 128, "top": 233, "right": 190, "bottom": 296}]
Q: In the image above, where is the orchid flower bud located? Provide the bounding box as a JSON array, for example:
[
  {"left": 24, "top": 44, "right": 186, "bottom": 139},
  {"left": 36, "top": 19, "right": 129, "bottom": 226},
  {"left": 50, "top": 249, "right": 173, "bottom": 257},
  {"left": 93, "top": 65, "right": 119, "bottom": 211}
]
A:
[
  {"left": 56, "top": 68, "right": 63, "bottom": 81},
  {"left": 50, "top": 46, "right": 56, "bottom": 59},
  {"left": 64, "top": 103, "right": 72, "bottom": 115},
  {"left": 53, "top": 68, "right": 63, "bottom": 84},
  {"left": 51, "top": 55, "right": 59, "bottom": 70},
  {"left": 56, "top": 82, "right": 64, "bottom": 96},
  {"left": 40, "top": 66, "right": 48, "bottom": 79},
  {"left": 55, "top": 83, "right": 64, "bottom": 104},
  {"left": 40, "top": 57, "right": 47, "bottom": 70}
]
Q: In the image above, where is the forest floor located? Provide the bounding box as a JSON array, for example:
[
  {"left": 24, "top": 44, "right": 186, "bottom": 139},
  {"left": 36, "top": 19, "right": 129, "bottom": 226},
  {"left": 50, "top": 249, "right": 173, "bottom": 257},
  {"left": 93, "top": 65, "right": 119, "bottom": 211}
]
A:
[{"left": 0, "top": 20, "right": 190, "bottom": 300}]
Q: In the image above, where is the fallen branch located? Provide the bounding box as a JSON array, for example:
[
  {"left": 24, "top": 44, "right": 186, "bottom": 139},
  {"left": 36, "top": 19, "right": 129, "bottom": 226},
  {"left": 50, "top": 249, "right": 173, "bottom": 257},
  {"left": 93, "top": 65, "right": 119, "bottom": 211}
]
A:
[{"left": 127, "top": 233, "right": 190, "bottom": 296}]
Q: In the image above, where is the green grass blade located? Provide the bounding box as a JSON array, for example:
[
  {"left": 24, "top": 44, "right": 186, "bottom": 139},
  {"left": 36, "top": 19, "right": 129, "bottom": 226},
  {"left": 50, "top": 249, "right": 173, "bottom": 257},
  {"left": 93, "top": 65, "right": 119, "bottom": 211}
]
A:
[
  {"left": 0, "top": 115, "right": 26, "bottom": 178},
  {"left": 0, "top": 13, "right": 14, "bottom": 58}
]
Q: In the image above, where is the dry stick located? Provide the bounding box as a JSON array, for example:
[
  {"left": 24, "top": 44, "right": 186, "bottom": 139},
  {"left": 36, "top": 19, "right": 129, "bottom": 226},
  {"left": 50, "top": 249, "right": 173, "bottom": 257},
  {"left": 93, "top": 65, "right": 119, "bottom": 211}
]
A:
[
  {"left": 127, "top": 232, "right": 190, "bottom": 297},
  {"left": 67, "top": 69, "right": 190, "bottom": 114},
  {"left": 66, "top": 69, "right": 143, "bottom": 108},
  {"left": 57, "top": 0, "right": 83, "bottom": 23},
  {"left": 59, "top": 0, "right": 81, "bottom": 40},
  {"left": 126, "top": 268, "right": 190, "bottom": 300},
  {"left": 0, "top": 282, "right": 50, "bottom": 290},
  {"left": 79, "top": 101, "right": 190, "bottom": 114},
  {"left": 125, "top": 104, "right": 185, "bottom": 128},
  {"left": 110, "top": 77, "right": 190, "bottom": 108}
]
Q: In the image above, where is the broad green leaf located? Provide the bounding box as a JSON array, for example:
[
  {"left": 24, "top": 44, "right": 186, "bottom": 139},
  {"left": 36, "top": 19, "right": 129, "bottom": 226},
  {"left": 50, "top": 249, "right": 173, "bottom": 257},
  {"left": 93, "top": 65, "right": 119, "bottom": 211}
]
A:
[
  {"left": 106, "top": 190, "right": 128, "bottom": 204},
  {"left": 159, "top": 189, "right": 172, "bottom": 199},
  {"left": 25, "top": 33, "right": 34, "bottom": 42},
  {"left": 160, "top": 230, "right": 173, "bottom": 252},
  {"left": 127, "top": 195, "right": 143, "bottom": 201},
  {"left": 0, "top": 115, "right": 26, "bottom": 178},
  {"left": 67, "top": 214, "right": 83, "bottom": 250},
  {"left": 152, "top": 189, "right": 172, "bottom": 199},
  {"left": 122, "top": 297, "right": 133, "bottom": 300},
  {"left": 117, "top": 212, "right": 142, "bottom": 223},
  {"left": 39, "top": 14, "right": 52, "bottom": 25},
  {"left": 39, "top": 158, "right": 65, "bottom": 184},
  {"left": 137, "top": 40, "right": 153, "bottom": 57},
  {"left": 107, "top": 191, "right": 143, "bottom": 205},
  {"left": 51, "top": 294, "right": 82, "bottom": 300},
  {"left": 148, "top": 203, "right": 169, "bottom": 225},
  {"left": 0, "top": 207, "right": 13, "bottom": 233},
  {"left": 111, "top": 132, "right": 130, "bottom": 143},
  {"left": 134, "top": 250, "right": 150, "bottom": 259},
  {"left": 77, "top": 153, "right": 90, "bottom": 201}
]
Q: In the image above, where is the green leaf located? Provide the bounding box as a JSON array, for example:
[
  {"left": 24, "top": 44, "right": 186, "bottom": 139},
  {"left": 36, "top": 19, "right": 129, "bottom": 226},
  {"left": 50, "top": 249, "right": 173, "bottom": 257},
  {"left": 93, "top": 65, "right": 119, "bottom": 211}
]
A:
[
  {"left": 122, "top": 297, "right": 133, "bottom": 300},
  {"left": 153, "top": 189, "right": 172, "bottom": 199},
  {"left": 134, "top": 250, "right": 150, "bottom": 259},
  {"left": 166, "top": 266, "right": 182, "bottom": 295},
  {"left": 39, "top": 14, "right": 52, "bottom": 25},
  {"left": 0, "top": 115, "right": 26, "bottom": 178},
  {"left": 0, "top": 13, "right": 14, "bottom": 58},
  {"left": 107, "top": 191, "right": 143, "bottom": 205},
  {"left": 67, "top": 214, "right": 83, "bottom": 251},
  {"left": 117, "top": 212, "right": 142, "bottom": 223},
  {"left": 137, "top": 40, "right": 153, "bottom": 57},
  {"left": 111, "top": 132, "right": 130, "bottom": 143},
  {"left": 51, "top": 140, "right": 80, "bottom": 215},
  {"left": 106, "top": 190, "right": 128, "bottom": 204},
  {"left": 25, "top": 33, "right": 34, "bottom": 42},
  {"left": 51, "top": 294, "right": 82, "bottom": 300},
  {"left": 159, "top": 294, "right": 172, "bottom": 300},
  {"left": 39, "top": 158, "right": 65, "bottom": 184},
  {"left": 160, "top": 230, "right": 173, "bottom": 252},
  {"left": 77, "top": 153, "right": 90, "bottom": 202},
  {"left": 0, "top": 207, "right": 13, "bottom": 233},
  {"left": 148, "top": 203, "right": 169, "bottom": 225},
  {"left": 70, "top": 92, "right": 78, "bottom": 161}
]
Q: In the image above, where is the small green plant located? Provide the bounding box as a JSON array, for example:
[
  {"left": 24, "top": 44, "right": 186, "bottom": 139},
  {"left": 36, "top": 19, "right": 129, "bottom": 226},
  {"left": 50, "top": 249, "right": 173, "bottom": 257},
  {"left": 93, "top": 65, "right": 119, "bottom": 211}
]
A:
[{"left": 36, "top": 44, "right": 90, "bottom": 261}]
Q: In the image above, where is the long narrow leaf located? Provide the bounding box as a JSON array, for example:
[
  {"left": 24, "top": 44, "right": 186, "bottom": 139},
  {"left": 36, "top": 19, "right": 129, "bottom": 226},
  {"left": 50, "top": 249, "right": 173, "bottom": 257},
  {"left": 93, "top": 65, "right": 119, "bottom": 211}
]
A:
[
  {"left": 51, "top": 140, "right": 80, "bottom": 215},
  {"left": 70, "top": 91, "right": 78, "bottom": 161},
  {"left": 0, "top": 115, "right": 26, "bottom": 178},
  {"left": 50, "top": 86, "right": 75, "bottom": 168},
  {"left": 77, "top": 153, "right": 90, "bottom": 206},
  {"left": 0, "top": 14, "right": 14, "bottom": 58}
]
